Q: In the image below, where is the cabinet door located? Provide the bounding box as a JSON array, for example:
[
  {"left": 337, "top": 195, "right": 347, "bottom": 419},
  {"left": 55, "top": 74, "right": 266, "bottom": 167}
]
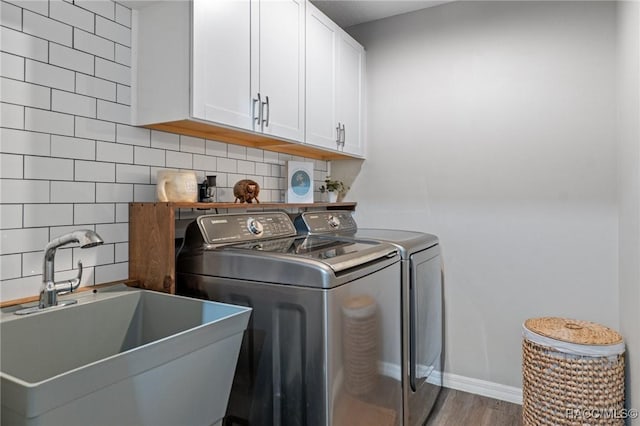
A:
[
  {"left": 258, "top": 0, "right": 305, "bottom": 142},
  {"left": 336, "top": 33, "right": 365, "bottom": 156},
  {"left": 305, "top": 3, "right": 339, "bottom": 150},
  {"left": 192, "top": 0, "right": 255, "bottom": 131}
]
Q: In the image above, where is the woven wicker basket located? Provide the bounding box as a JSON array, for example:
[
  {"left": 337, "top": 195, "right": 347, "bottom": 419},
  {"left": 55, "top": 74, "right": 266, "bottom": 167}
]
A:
[{"left": 522, "top": 317, "right": 625, "bottom": 426}]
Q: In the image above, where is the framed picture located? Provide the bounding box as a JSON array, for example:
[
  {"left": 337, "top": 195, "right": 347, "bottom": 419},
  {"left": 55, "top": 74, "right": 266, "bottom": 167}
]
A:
[{"left": 286, "top": 161, "right": 314, "bottom": 203}]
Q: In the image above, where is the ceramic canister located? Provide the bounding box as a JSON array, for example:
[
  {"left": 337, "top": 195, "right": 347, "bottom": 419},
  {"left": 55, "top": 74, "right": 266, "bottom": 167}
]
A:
[{"left": 156, "top": 170, "right": 198, "bottom": 202}]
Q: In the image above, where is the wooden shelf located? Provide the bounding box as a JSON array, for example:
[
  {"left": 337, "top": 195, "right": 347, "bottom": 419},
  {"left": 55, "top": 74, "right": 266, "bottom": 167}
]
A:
[{"left": 129, "top": 201, "right": 357, "bottom": 294}]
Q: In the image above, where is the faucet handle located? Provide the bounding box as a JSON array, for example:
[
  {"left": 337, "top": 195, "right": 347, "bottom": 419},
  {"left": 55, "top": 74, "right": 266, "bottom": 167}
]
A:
[{"left": 54, "top": 261, "right": 83, "bottom": 295}]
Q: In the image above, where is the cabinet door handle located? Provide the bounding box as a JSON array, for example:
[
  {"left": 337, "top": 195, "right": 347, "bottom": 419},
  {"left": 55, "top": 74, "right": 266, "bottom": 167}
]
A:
[
  {"left": 253, "top": 93, "right": 262, "bottom": 126},
  {"left": 340, "top": 124, "right": 346, "bottom": 147},
  {"left": 336, "top": 122, "right": 341, "bottom": 148},
  {"left": 262, "top": 95, "right": 270, "bottom": 127}
]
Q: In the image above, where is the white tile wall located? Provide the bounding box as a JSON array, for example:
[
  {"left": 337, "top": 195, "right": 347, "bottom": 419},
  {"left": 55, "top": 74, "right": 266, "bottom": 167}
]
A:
[{"left": 0, "top": 0, "right": 329, "bottom": 302}]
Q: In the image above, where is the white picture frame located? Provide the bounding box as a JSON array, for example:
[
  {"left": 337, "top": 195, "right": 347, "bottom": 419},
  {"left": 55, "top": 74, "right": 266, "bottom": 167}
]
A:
[{"left": 286, "top": 161, "right": 315, "bottom": 203}]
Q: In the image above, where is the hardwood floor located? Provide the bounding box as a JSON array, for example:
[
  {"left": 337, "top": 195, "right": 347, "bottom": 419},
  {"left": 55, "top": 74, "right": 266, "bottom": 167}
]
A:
[{"left": 425, "top": 388, "right": 522, "bottom": 426}]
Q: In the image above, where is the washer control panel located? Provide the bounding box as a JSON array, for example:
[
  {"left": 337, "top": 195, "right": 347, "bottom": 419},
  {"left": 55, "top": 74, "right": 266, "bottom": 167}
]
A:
[
  {"left": 295, "top": 211, "right": 357, "bottom": 234},
  {"left": 196, "top": 212, "right": 296, "bottom": 244}
]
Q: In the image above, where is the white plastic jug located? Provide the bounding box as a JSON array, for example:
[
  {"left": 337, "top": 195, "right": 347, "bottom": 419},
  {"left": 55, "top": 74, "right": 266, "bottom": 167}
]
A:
[{"left": 156, "top": 170, "right": 198, "bottom": 202}]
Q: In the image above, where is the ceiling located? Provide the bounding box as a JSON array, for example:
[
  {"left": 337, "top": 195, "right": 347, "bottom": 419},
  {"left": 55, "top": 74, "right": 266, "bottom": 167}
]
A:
[{"left": 310, "top": 0, "right": 452, "bottom": 28}]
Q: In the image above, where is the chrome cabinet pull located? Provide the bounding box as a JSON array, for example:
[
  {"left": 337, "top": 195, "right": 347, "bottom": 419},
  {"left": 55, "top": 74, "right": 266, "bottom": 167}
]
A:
[
  {"left": 262, "top": 95, "right": 270, "bottom": 127},
  {"left": 253, "top": 93, "right": 262, "bottom": 127},
  {"left": 340, "top": 124, "right": 346, "bottom": 148},
  {"left": 336, "top": 122, "right": 341, "bottom": 148}
]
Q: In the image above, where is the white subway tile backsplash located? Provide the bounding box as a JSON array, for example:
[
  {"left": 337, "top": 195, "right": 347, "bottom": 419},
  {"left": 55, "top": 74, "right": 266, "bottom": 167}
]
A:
[
  {"left": 50, "top": 0, "right": 94, "bottom": 33},
  {"left": 95, "top": 222, "right": 128, "bottom": 243},
  {"left": 180, "top": 136, "right": 205, "bottom": 154},
  {"left": 115, "top": 203, "right": 128, "bottom": 222},
  {"left": 151, "top": 130, "right": 179, "bottom": 150},
  {"left": 25, "top": 59, "right": 74, "bottom": 91},
  {"left": 237, "top": 160, "right": 255, "bottom": 175},
  {"left": 264, "top": 176, "right": 280, "bottom": 190},
  {"left": 95, "top": 182, "right": 132, "bottom": 203},
  {"left": 97, "top": 99, "right": 130, "bottom": 124},
  {"left": 134, "top": 146, "right": 165, "bottom": 167},
  {"left": 23, "top": 247, "right": 72, "bottom": 276},
  {"left": 95, "top": 58, "right": 129, "bottom": 85},
  {"left": 25, "top": 108, "right": 74, "bottom": 136},
  {"left": 51, "top": 135, "right": 95, "bottom": 160},
  {"left": 263, "top": 150, "right": 280, "bottom": 165},
  {"left": 193, "top": 154, "right": 216, "bottom": 172},
  {"left": 97, "top": 141, "right": 133, "bottom": 163},
  {"left": 50, "top": 181, "right": 94, "bottom": 202},
  {"left": 114, "top": 44, "right": 130, "bottom": 66},
  {"left": 52, "top": 90, "right": 96, "bottom": 117},
  {"left": 0, "top": 129, "right": 50, "bottom": 156},
  {"left": 75, "top": 116, "right": 116, "bottom": 142},
  {"left": 0, "top": 275, "right": 41, "bottom": 301},
  {"left": 0, "top": 26, "right": 48, "bottom": 62},
  {"left": 74, "top": 203, "right": 115, "bottom": 224},
  {"left": 217, "top": 158, "right": 237, "bottom": 173},
  {"left": 73, "top": 28, "right": 114, "bottom": 61},
  {"left": 255, "top": 162, "right": 269, "bottom": 176},
  {"left": 75, "top": 0, "right": 114, "bottom": 21},
  {"left": 227, "top": 145, "right": 246, "bottom": 160},
  {"left": 133, "top": 184, "right": 156, "bottom": 202},
  {"left": 116, "top": 124, "right": 149, "bottom": 147},
  {"left": 95, "top": 15, "right": 130, "bottom": 47},
  {"left": 115, "top": 3, "right": 131, "bottom": 28},
  {"left": 24, "top": 156, "right": 73, "bottom": 180},
  {"left": 95, "top": 261, "right": 127, "bottom": 284},
  {"left": 72, "top": 243, "right": 114, "bottom": 267},
  {"left": 116, "top": 84, "right": 130, "bottom": 105},
  {"left": 75, "top": 160, "right": 115, "bottom": 182},
  {"left": 24, "top": 203, "right": 72, "bottom": 227},
  {"left": 246, "top": 148, "right": 264, "bottom": 162},
  {"left": 56, "top": 264, "right": 95, "bottom": 287},
  {"left": 315, "top": 160, "right": 328, "bottom": 172},
  {"left": 116, "top": 163, "right": 149, "bottom": 183},
  {"left": 0, "top": 254, "right": 21, "bottom": 280},
  {"left": 1, "top": 52, "right": 24, "bottom": 80},
  {"left": 166, "top": 150, "right": 192, "bottom": 169},
  {"left": 23, "top": 10, "right": 72, "bottom": 47},
  {"left": 0, "top": 227, "right": 49, "bottom": 255},
  {"left": 0, "top": 153, "right": 23, "bottom": 178},
  {"left": 0, "top": 179, "right": 48, "bottom": 203},
  {"left": 205, "top": 140, "right": 227, "bottom": 157},
  {"left": 50, "top": 43, "right": 95, "bottom": 75},
  {"left": 76, "top": 74, "right": 116, "bottom": 101},
  {"left": 1, "top": 77, "right": 50, "bottom": 109},
  {"left": 1, "top": 102, "right": 24, "bottom": 128},
  {"left": 114, "top": 242, "right": 127, "bottom": 262},
  {"left": 0, "top": 204, "right": 22, "bottom": 229},
  {"left": 4, "top": 0, "right": 48, "bottom": 16},
  {"left": 1, "top": 1, "right": 22, "bottom": 31}
]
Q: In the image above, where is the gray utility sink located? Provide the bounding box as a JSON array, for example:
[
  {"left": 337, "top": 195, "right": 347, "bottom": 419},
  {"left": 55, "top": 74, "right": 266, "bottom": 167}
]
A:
[{"left": 1, "top": 285, "right": 251, "bottom": 426}]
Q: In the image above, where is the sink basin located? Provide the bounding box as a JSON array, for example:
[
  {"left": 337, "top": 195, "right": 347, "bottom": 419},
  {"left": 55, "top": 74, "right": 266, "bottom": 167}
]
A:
[{"left": 1, "top": 285, "right": 251, "bottom": 426}]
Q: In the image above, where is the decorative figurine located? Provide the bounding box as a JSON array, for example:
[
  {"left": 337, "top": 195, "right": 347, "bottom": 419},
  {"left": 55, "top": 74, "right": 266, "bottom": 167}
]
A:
[{"left": 233, "top": 179, "right": 260, "bottom": 203}]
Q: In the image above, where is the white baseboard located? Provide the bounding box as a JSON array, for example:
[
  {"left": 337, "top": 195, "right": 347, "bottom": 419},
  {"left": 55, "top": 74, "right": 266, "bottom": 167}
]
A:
[{"left": 442, "top": 373, "right": 523, "bottom": 405}]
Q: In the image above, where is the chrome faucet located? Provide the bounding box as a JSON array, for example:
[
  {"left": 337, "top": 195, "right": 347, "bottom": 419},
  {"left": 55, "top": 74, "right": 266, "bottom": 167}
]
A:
[{"left": 15, "top": 230, "right": 104, "bottom": 315}]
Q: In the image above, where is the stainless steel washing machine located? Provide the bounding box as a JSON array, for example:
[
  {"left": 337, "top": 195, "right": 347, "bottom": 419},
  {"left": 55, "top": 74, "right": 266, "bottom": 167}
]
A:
[
  {"left": 176, "top": 212, "right": 403, "bottom": 426},
  {"left": 294, "top": 211, "right": 443, "bottom": 426}
]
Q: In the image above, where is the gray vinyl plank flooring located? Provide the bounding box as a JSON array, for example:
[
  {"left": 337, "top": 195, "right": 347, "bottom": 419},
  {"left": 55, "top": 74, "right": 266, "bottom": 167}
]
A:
[{"left": 426, "top": 388, "right": 522, "bottom": 426}]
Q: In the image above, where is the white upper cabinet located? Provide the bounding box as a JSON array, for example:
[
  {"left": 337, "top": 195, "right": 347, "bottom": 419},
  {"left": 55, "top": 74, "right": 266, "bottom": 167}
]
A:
[
  {"left": 336, "top": 34, "right": 365, "bottom": 157},
  {"left": 192, "top": 0, "right": 253, "bottom": 131},
  {"left": 305, "top": 3, "right": 338, "bottom": 150},
  {"left": 256, "top": 0, "right": 306, "bottom": 141},
  {"left": 305, "top": 3, "right": 365, "bottom": 157}
]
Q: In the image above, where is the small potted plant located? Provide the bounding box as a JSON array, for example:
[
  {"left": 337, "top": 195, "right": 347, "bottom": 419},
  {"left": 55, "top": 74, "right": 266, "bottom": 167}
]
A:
[{"left": 319, "top": 177, "right": 347, "bottom": 203}]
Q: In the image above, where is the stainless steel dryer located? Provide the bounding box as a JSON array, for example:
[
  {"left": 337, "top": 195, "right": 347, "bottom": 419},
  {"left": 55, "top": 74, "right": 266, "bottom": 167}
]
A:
[
  {"left": 294, "top": 211, "right": 443, "bottom": 426},
  {"left": 176, "top": 212, "right": 403, "bottom": 426}
]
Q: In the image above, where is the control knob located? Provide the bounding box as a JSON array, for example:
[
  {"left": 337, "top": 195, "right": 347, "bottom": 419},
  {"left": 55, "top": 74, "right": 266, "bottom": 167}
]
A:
[
  {"left": 327, "top": 215, "right": 340, "bottom": 229},
  {"left": 247, "top": 218, "right": 264, "bottom": 235}
]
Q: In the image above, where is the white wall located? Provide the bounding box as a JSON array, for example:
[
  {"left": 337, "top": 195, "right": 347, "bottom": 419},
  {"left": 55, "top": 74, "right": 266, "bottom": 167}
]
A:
[
  {"left": 617, "top": 0, "right": 640, "bottom": 421},
  {"left": 345, "top": 1, "right": 619, "bottom": 390},
  {"left": 0, "top": 0, "right": 328, "bottom": 302}
]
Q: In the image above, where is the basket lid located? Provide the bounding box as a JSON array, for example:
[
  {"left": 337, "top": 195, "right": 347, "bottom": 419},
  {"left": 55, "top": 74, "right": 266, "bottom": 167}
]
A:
[{"left": 524, "top": 317, "right": 623, "bottom": 346}]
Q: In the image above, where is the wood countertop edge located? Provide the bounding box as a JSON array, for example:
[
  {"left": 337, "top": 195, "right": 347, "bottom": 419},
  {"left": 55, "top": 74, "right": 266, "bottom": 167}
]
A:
[{"left": 0, "top": 279, "right": 141, "bottom": 308}]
